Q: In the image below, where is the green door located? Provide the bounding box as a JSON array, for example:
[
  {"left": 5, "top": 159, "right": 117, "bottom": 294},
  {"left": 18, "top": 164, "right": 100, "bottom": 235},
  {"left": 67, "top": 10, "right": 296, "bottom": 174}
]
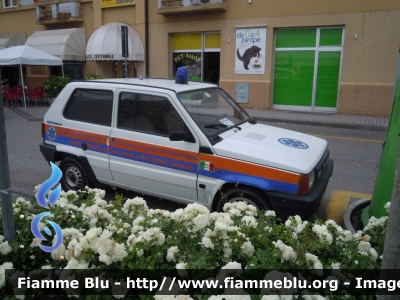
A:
[
  {"left": 315, "top": 51, "right": 341, "bottom": 108},
  {"left": 273, "top": 27, "right": 343, "bottom": 111}
]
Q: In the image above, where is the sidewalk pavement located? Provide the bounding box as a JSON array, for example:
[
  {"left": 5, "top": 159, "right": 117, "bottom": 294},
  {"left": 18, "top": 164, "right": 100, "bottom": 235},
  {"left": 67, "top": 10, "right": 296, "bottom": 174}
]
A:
[
  {"left": 6, "top": 105, "right": 390, "bottom": 132},
  {"left": 245, "top": 108, "right": 389, "bottom": 132}
]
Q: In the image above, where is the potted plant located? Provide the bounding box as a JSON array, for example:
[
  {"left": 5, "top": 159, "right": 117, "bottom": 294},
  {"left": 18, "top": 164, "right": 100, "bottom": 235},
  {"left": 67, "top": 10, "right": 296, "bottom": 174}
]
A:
[
  {"left": 45, "top": 14, "right": 53, "bottom": 21},
  {"left": 43, "top": 76, "right": 70, "bottom": 103},
  {"left": 57, "top": 12, "right": 64, "bottom": 19},
  {"left": 64, "top": 12, "right": 71, "bottom": 19}
]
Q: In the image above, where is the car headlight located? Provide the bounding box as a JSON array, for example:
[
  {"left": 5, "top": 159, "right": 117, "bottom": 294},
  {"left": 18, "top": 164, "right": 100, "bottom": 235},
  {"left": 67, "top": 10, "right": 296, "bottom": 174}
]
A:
[{"left": 308, "top": 170, "right": 315, "bottom": 190}]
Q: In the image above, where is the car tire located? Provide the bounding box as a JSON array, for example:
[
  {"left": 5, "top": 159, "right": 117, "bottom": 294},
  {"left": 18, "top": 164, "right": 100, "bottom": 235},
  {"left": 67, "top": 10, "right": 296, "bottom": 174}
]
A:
[
  {"left": 215, "top": 186, "right": 270, "bottom": 213},
  {"left": 59, "top": 157, "right": 89, "bottom": 192}
]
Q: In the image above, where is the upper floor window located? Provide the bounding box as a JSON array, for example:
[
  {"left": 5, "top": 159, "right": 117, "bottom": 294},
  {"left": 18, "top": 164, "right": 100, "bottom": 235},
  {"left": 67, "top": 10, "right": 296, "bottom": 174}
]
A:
[
  {"left": 2, "top": 0, "right": 17, "bottom": 8},
  {"left": 20, "top": 0, "right": 34, "bottom": 6}
]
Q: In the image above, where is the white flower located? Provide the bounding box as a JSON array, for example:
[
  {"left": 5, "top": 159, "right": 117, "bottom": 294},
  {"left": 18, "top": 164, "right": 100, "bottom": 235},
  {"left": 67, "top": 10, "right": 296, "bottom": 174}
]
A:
[
  {"left": 305, "top": 252, "right": 318, "bottom": 263},
  {"left": 0, "top": 241, "right": 12, "bottom": 255},
  {"left": 331, "top": 262, "right": 341, "bottom": 270},
  {"left": 369, "top": 248, "right": 378, "bottom": 261},
  {"left": 312, "top": 224, "right": 333, "bottom": 245},
  {"left": 192, "top": 214, "right": 210, "bottom": 231},
  {"left": 166, "top": 246, "right": 179, "bottom": 262},
  {"left": 223, "top": 248, "right": 232, "bottom": 258},
  {"left": 240, "top": 241, "right": 254, "bottom": 257},
  {"left": 241, "top": 216, "right": 257, "bottom": 228},
  {"left": 112, "top": 243, "right": 128, "bottom": 262},
  {"left": 265, "top": 210, "right": 276, "bottom": 217},
  {"left": 264, "top": 226, "right": 273, "bottom": 233},
  {"left": 99, "top": 254, "right": 113, "bottom": 265},
  {"left": 171, "top": 209, "right": 184, "bottom": 221},
  {"left": 384, "top": 202, "right": 391, "bottom": 213},
  {"left": 200, "top": 237, "right": 214, "bottom": 249},
  {"left": 137, "top": 249, "right": 144, "bottom": 257},
  {"left": 358, "top": 241, "right": 371, "bottom": 252},
  {"left": 85, "top": 228, "right": 102, "bottom": 241}
]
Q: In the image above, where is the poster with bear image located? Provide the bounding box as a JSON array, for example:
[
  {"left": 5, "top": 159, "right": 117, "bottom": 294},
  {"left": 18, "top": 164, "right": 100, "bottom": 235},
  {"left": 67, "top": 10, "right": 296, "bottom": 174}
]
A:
[{"left": 235, "top": 27, "right": 266, "bottom": 74}]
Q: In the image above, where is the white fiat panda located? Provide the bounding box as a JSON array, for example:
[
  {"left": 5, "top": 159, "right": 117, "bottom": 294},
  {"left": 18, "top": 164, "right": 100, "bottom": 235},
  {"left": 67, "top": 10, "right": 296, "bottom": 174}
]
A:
[{"left": 40, "top": 74, "right": 333, "bottom": 220}]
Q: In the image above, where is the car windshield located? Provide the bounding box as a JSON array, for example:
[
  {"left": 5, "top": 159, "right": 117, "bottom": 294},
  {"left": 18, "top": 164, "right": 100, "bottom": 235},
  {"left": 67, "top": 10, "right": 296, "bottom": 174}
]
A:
[{"left": 177, "top": 88, "right": 253, "bottom": 137}]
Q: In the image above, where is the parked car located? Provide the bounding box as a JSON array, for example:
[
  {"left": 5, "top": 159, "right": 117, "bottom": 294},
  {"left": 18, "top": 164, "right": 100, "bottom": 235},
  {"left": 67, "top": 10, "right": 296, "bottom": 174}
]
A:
[{"left": 39, "top": 74, "right": 333, "bottom": 220}]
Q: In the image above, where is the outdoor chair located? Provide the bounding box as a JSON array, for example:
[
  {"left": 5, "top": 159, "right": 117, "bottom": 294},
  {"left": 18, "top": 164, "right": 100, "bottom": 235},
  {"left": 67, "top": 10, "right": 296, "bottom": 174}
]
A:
[
  {"left": 3, "top": 87, "right": 19, "bottom": 107},
  {"left": 29, "top": 87, "right": 44, "bottom": 106},
  {"left": 13, "top": 86, "right": 24, "bottom": 106}
]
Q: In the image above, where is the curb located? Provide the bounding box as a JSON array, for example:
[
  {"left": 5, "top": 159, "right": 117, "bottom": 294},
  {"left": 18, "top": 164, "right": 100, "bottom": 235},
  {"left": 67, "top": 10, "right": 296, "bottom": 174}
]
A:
[
  {"left": 343, "top": 198, "right": 371, "bottom": 234},
  {"left": 251, "top": 117, "right": 388, "bottom": 132}
]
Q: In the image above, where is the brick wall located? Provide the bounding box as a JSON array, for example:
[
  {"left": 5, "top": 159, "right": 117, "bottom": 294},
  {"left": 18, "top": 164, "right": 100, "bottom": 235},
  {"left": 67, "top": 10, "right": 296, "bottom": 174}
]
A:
[
  {"left": 339, "top": 83, "right": 393, "bottom": 116},
  {"left": 219, "top": 80, "right": 271, "bottom": 110}
]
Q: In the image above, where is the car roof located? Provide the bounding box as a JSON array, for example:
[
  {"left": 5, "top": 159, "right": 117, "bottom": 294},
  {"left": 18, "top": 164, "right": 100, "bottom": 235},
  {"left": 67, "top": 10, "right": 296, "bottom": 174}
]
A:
[{"left": 88, "top": 78, "right": 218, "bottom": 93}]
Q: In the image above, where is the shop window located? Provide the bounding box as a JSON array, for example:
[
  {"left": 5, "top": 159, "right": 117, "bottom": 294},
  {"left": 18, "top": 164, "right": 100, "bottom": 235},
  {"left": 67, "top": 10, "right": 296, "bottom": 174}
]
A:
[
  {"left": 171, "top": 32, "right": 220, "bottom": 84},
  {"left": 273, "top": 27, "right": 343, "bottom": 111},
  {"left": 51, "top": 62, "right": 83, "bottom": 80},
  {"left": 2, "top": 0, "right": 17, "bottom": 8},
  {"left": 319, "top": 28, "right": 343, "bottom": 46},
  {"left": 275, "top": 28, "right": 317, "bottom": 48}
]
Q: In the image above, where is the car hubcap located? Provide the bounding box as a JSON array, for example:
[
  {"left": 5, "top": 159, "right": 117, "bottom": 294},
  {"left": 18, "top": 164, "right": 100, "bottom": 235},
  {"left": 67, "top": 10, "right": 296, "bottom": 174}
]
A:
[{"left": 65, "top": 165, "right": 82, "bottom": 189}]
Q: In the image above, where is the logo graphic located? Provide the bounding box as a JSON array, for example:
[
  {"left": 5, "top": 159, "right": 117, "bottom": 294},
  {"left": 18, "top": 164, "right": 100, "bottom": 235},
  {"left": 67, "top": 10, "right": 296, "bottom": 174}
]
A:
[
  {"left": 278, "top": 138, "right": 309, "bottom": 149},
  {"left": 31, "top": 162, "right": 63, "bottom": 252},
  {"left": 47, "top": 126, "right": 57, "bottom": 141}
]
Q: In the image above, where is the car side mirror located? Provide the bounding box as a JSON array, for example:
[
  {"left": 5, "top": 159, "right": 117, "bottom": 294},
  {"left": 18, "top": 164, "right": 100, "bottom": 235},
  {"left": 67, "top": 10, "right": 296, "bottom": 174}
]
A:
[{"left": 169, "top": 131, "right": 195, "bottom": 143}]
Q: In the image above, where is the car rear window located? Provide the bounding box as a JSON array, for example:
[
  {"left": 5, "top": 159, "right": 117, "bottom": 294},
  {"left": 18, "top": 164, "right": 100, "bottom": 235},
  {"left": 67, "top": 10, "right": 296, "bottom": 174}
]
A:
[{"left": 64, "top": 89, "right": 114, "bottom": 126}]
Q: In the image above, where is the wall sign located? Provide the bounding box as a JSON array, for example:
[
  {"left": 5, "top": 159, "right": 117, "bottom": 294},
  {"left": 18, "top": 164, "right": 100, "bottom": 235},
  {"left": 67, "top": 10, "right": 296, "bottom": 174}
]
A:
[
  {"left": 101, "top": 0, "right": 135, "bottom": 8},
  {"left": 31, "top": 66, "right": 45, "bottom": 75},
  {"left": 235, "top": 27, "right": 266, "bottom": 75},
  {"left": 236, "top": 83, "right": 249, "bottom": 103}
]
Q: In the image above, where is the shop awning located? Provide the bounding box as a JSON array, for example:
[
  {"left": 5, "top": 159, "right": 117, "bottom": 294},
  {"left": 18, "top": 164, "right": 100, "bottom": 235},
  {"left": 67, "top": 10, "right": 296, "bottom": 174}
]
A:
[
  {"left": 86, "top": 22, "right": 144, "bottom": 61},
  {"left": 25, "top": 28, "right": 86, "bottom": 61},
  {"left": 0, "top": 32, "right": 26, "bottom": 50}
]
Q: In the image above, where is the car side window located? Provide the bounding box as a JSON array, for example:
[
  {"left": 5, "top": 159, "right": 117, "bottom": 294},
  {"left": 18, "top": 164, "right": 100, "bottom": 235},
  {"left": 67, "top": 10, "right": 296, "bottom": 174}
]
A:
[
  {"left": 64, "top": 89, "right": 113, "bottom": 126},
  {"left": 118, "top": 92, "right": 186, "bottom": 136}
]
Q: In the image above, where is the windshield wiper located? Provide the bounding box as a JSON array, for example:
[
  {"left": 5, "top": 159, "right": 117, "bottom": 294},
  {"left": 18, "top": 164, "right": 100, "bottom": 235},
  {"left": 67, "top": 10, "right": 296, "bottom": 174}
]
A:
[{"left": 204, "top": 123, "right": 229, "bottom": 129}]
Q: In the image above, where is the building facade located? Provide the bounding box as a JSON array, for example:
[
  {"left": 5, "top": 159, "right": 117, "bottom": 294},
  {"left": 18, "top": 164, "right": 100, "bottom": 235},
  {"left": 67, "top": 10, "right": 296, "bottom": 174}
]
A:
[{"left": 1, "top": 0, "right": 399, "bottom": 116}]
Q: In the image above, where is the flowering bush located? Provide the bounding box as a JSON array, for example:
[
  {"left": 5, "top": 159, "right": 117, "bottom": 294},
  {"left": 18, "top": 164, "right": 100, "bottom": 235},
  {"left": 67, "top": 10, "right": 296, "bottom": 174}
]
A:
[
  {"left": 86, "top": 74, "right": 107, "bottom": 80},
  {"left": 43, "top": 75, "right": 71, "bottom": 98},
  {"left": 0, "top": 186, "right": 389, "bottom": 299}
]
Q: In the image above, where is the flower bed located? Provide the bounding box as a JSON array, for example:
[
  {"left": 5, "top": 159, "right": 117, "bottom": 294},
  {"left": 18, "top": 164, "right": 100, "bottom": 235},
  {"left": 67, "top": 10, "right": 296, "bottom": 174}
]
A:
[{"left": 0, "top": 187, "right": 389, "bottom": 299}]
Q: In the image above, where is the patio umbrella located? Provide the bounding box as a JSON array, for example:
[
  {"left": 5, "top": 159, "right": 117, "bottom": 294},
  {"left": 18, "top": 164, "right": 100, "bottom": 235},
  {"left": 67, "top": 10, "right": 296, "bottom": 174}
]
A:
[{"left": 0, "top": 45, "right": 63, "bottom": 108}]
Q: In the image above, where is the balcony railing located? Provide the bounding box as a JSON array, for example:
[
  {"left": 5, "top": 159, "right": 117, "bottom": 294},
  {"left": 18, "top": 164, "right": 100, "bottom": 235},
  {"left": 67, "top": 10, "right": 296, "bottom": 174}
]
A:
[
  {"left": 35, "top": 1, "right": 83, "bottom": 25},
  {"left": 158, "top": 0, "right": 226, "bottom": 15}
]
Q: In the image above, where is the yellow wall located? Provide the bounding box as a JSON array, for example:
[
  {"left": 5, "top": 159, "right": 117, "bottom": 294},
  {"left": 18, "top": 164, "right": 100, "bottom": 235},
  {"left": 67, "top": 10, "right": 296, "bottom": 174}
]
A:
[{"left": 1, "top": 0, "right": 399, "bottom": 115}]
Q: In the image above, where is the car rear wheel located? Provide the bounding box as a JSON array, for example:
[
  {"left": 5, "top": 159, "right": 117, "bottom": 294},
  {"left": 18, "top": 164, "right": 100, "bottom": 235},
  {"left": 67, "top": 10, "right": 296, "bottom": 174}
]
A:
[
  {"left": 59, "top": 157, "right": 88, "bottom": 192},
  {"left": 215, "top": 186, "right": 270, "bottom": 213}
]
